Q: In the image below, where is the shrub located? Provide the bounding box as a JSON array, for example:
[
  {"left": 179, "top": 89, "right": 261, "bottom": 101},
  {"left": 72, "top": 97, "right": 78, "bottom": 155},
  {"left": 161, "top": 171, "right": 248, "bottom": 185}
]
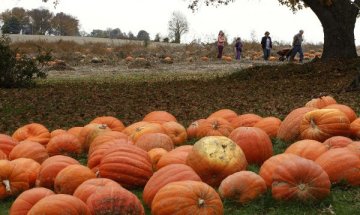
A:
[{"left": 0, "top": 35, "right": 48, "bottom": 88}]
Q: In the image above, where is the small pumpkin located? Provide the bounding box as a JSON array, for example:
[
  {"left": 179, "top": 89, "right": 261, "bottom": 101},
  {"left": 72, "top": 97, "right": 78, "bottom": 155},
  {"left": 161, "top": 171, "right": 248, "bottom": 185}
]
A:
[
  {"left": 218, "top": 171, "right": 266, "bottom": 204},
  {"left": 161, "top": 121, "right": 188, "bottom": 145}
]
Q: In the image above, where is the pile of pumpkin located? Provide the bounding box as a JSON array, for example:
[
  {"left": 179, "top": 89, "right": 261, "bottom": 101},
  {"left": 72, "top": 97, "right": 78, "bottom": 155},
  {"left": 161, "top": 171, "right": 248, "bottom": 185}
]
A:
[{"left": 1, "top": 95, "right": 360, "bottom": 215}]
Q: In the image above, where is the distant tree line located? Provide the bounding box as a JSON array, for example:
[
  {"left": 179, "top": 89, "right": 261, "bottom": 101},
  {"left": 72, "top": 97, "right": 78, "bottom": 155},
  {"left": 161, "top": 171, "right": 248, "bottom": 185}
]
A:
[{"left": 0, "top": 7, "right": 189, "bottom": 43}]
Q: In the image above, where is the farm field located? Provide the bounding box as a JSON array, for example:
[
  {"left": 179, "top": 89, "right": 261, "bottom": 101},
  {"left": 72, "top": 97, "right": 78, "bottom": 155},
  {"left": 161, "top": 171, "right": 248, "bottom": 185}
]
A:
[{"left": 1, "top": 40, "right": 360, "bottom": 214}]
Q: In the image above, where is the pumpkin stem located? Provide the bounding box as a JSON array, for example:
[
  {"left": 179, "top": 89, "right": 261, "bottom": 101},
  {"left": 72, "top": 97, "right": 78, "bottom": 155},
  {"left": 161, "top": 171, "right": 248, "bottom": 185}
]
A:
[
  {"left": 298, "top": 183, "right": 306, "bottom": 191},
  {"left": 212, "top": 121, "right": 219, "bottom": 130},
  {"left": 2, "top": 180, "right": 11, "bottom": 193},
  {"left": 198, "top": 198, "right": 205, "bottom": 207},
  {"left": 100, "top": 124, "right": 108, "bottom": 129},
  {"left": 310, "top": 118, "right": 317, "bottom": 129},
  {"left": 95, "top": 170, "right": 100, "bottom": 178}
]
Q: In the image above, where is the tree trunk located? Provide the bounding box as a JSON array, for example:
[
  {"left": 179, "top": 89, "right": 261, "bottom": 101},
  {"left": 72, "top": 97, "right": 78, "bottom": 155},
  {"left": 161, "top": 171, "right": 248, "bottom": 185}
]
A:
[{"left": 303, "top": 0, "right": 358, "bottom": 59}]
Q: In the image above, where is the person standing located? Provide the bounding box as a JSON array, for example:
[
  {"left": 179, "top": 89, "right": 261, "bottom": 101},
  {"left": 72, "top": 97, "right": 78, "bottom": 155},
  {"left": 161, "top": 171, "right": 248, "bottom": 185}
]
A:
[
  {"left": 234, "top": 37, "right": 243, "bottom": 60},
  {"left": 217, "top": 31, "right": 225, "bottom": 59},
  {"left": 261, "top": 31, "right": 272, "bottom": 61},
  {"left": 290, "top": 30, "right": 304, "bottom": 63}
]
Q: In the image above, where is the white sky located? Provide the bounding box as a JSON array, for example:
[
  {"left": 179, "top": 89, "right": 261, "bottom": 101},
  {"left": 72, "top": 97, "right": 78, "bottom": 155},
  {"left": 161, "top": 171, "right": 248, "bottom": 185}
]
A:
[{"left": 1, "top": 0, "right": 360, "bottom": 45}]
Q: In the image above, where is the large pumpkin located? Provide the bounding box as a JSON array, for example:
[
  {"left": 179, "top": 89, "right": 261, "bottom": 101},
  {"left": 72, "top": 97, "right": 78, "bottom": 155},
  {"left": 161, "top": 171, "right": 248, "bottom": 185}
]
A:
[
  {"left": 305, "top": 95, "right": 337, "bottom": 108},
  {"left": 284, "top": 139, "right": 328, "bottom": 161},
  {"left": 300, "top": 109, "right": 351, "bottom": 142},
  {"left": 143, "top": 111, "right": 177, "bottom": 124},
  {"left": 86, "top": 185, "right": 145, "bottom": 215},
  {"left": 135, "top": 133, "right": 174, "bottom": 152},
  {"left": 27, "top": 194, "right": 91, "bottom": 215},
  {"left": 128, "top": 123, "right": 165, "bottom": 142},
  {"left": 322, "top": 136, "right": 353, "bottom": 149},
  {"left": 350, "top": 118, "right": 360, "bottom": 139},
  {"left": 98, "top": 144, "right": 153, "bottom": 188},
  {"left": 230, "top": 113, "right": 262, "bottom": 128},
  {"left": 50, "top": 129, "right": 67, "bottom": 138},
  {"left": 90, "top": 116, "right": 125, "bottom": 132},
  {"left": 0, "top": 160, "right": 29, "bottom": 199},
  {"left": 9, "top": 141, "right": 49, "bottom": 164},
  {"left": 78, "top": 123, "right": 111, "bottom": 153},
  {"left": 0, "top": 134, "right": 18, "bottom": 156},
  {"left": 151, "top": 180, "right": 223, "bottom": 215},
  {"left": 9, "top": 187, "right": 55, "bottom": 215},
  {"left": 73, "top": 178, "right": 121, "bottom": 203},
  {"left": 161, "top": 121, "right": 188, "bottom": 145},
  {"left": 323, "top": 104, "right": 357, "bottom": 122},
  {"left": 46, "top": 133, "right": 82, "bottom": 157},
  {"left": 253, "top": 117, "right": 282, "bottom": 138},
  {"left": 259, "top": 153, "right": 299, "bottom": 188},
  {"left": 218, "top": 171, "right": 266, "bottom": 204},
  {"left": 156, "top": 145, "right": 193, "bottom": 169},
  {"left": 197, "top": 117, "right": 234, "bottom": 137},
  {"left": 229, "top": 127, "right": 273, "bottom": 165},
  {"left": 186, "top": 119, "right": 207, "bottom": 139},
  {"left": 0, "top": 149, "right": 7, "bottom": 160},
  {"left": 347, "top": 141, "right": 360, "bottom": 158},
  {"left": 11, "top": 158, "right": 40, "bottom": 187},
  {"left": 67, "top": 127, "right": 83, "bottom": 138},
  {"left": 272, "top": 155, "right": 331, "bottom": 201},
  {"left": 143, "top": 164, "right": 202, "bottom": 207},
  {"left": 12, "top": 123, "right": 50, "bottom": 145},
  {"left": 88, "top": 131, "right": 132, "bottom": 155},
  {"left": 36, "top": 155, "right": 80, "bottom": 189},
  {"left": 122, "top": 121, "right": 151, "bottom": 136},
  {"left": 315, "top": 148, "right": 360, "bottom": 185},
  {"left": 54, "top": 164, "right": 96, "bottom": 194},
  {"left": 277, "top": 107, "right": 315, "bottom": 142},
  {"left": 208, "top": 109, "right": 238, "bottom": 123},
  {"left": 186, "top": 136, "right": 247, "bottom": 187}
]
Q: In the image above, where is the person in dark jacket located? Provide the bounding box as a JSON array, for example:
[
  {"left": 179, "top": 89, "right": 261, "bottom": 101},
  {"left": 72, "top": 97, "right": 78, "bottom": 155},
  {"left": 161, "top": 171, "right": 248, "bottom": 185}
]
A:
[
  {"left": 234, "top": 37, "right": 243, "bottom": 60},
  {"left": 290, "top": 30, "right": 304, "bottom": 63},
  {"left": 261, "top": 31, "right": 272, "bottom": 61}
]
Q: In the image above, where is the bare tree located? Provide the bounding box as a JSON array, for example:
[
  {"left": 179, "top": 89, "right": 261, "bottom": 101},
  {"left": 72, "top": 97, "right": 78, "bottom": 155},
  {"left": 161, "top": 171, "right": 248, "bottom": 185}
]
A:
[{"left": 168, "top": 11, "right": 189, "bottom": 43}]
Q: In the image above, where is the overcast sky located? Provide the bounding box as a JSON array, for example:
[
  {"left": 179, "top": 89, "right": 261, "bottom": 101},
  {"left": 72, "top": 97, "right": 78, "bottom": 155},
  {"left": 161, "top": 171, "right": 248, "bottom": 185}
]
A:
[{"left": 1, "top": 0, "right": 360, "bottom": 45}]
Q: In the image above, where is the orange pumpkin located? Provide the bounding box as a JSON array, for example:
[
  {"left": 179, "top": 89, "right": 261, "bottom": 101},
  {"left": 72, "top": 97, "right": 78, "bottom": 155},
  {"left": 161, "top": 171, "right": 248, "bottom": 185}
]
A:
[
  {"left": 208, "top": 109, "right": 238, "bottom": 123},
  {"left": 135, "top": 133, "right": 174, "bottom": 152},
  {"left": 229, "top": 127, "right": 273, "bottom": 165},
  {"left": 156, "top": 145, "right": 193, "bottom": 170},
  {"left": 9, "top": 141, "right": 49, "bottom": 164},
  {"left": 151, "top": 181, "right": 223, "bottom": 215},
  {"left": 323, "top": 104, "right": 357, "bottom": 122},
  {"left": 272, "top": 155, "right": 331, "bottom": 201},
  {"left": 88, "top": 131, "right": 132, "bottom": 155},
  {"left": 90, "top": 116, "right": 125, "bottom": 132},
  {"left": 230, "top": 113, "right": 262, "bottom": 128},
  {"left": 186, "top": 136, "right": 247, "bottom": 187},
  {"left": 300, "top": 109, "right": 351, "bottom": 142},
  {"left": 0, "top": 150, "right": 7, "bottom": 160},
  {"left": 0, "top": 160, "right": 29, "bottom": 199},
  {"left": 54, "top": 164, "right": 96, "bottom": 194},
  {"left": 50, "top": 129, "right": 67, "bottom": 138},
  {"left": 27, "top": 194, "right": 90, "bottom": 215},
  {"left": 284, "top": 139, "right": 328, "bottom": 161},
  {"left": 98, "top": 144, "right": 153, "bottom": 188},
  {"left": 73, "top": 178, "right": 121, "bottom": 203},
  {"left": 253, "top": 117, "right": 282, "bottom": 138},
  {"left": 36, "top": 155, "right": 80, "bottom": 189},
  {"left": 0, "top": 134, "right": 18, "bottom": 156},
  {"left": 350, "top": 118, "right": 360, "bottom": 138},
  {"left": 9, "top": 188, "right": 55, "bottom": 215},
  {"left": 305, "top": 95, "right": 337, "bottom": 108},
  {"left": 315, "top": 148, "right": 360, "bottom": 185},
  {"left": 67, "top": 127, "right": 83, "bottom": 138},
  {"left": 148, "top": 148, "right": 168, "bottom": 171},
  {"left": 11, "top": 158, "right": 40, "bottom": 187},
  {"left": 12, "top": 123, "right": 50, "bottom": 145},
  {"left": 259, "top": 153, "right": 299, "bottom": 188},
  {"left": 161, "top": 121, "right": 188, "bottom": 145},
  {"left": 86, "top": 186, "right": 145, "bottom": 215},
  {"left": 46, "top": 133, "right": 82, "bottom": 157},
  {"left": 143, "top": 164, "right": 202, "bottom": 207},
  {"left": 186, "top": 119, "right": 207, "bottom": 139},
  {"left": 197, "top": 117, "right": 234, "bottom": 137},
  {"left": 218, "top": 171, "right": 266, "bottom": 204},
  {"left": 122, "top": 121, "right": 151, "bottom": 136},
  {"left": 78, "top": 123, "right": 111, "bottom": 152},
  {"left": 128, "top": 123, "right": 165, "bottom": 142},
  {"left": 322, "top": 136, "right": 353, "bottom": 149},
  {"left": 347, "top": 141, "right": 360, "bottom": 158},
  {"left": 277, "top": 107, "right": 316, "bottom": 142},
  {"left": 143, "top": 111, "right": 177, "bottom": 124}
]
